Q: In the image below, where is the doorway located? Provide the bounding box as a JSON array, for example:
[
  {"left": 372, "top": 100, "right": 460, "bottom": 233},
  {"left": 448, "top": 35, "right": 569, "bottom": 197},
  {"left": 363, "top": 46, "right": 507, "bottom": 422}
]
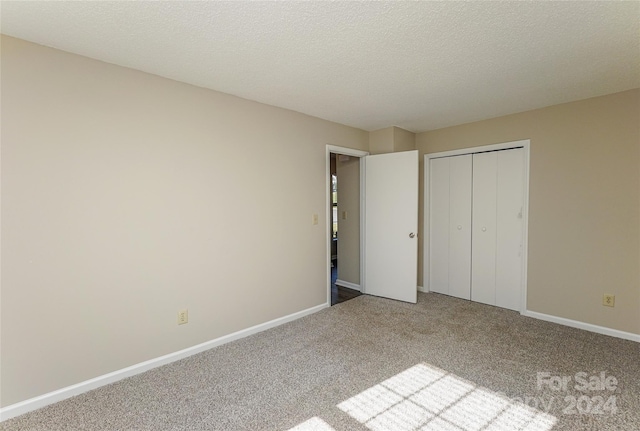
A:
[
  {"left": 326, "top": 145, "right": 419, "bottom": 306},
  {"left": 329, "top": 152, "right": 363, "bottom": 305}
]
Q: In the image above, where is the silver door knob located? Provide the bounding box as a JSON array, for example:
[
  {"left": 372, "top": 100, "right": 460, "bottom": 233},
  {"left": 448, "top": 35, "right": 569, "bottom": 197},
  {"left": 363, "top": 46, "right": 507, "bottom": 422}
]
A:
[
  {"left": 409, "top": 232, "right": 416, "bottom": 238},
  {"left": 482, "top": 227, "right": 487, "bottom": 232},
  {"left": 457, "top": 225, "right": 462, "bottom": 230}
]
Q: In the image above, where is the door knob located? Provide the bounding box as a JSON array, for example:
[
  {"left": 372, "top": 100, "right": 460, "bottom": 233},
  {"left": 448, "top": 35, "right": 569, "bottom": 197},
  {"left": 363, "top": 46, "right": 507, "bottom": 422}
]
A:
[
  {"left": 482, "top": 227, "right": 487, "bottom": 232},
  {"left": 457, "top": 225, "right": 462, "bottom": 230},
  {"left": 409, "top": 232, "right": 416, "bottom": 238}
]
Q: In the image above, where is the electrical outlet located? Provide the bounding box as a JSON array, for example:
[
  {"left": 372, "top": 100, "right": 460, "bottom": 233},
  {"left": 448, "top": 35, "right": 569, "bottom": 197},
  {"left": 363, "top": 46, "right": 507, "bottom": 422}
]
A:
[
  {"left": 602, "top": 294, "right": 615, "bottom": 307},
  {"left": 178, "top": 309, "right": 189, "bottom": 325}
]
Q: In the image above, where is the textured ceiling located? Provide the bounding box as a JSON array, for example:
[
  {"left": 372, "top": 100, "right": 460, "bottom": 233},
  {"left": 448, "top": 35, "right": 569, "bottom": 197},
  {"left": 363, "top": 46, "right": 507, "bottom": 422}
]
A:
[{"left": 1, "top": 1, "right": 639, "bottom": 133}]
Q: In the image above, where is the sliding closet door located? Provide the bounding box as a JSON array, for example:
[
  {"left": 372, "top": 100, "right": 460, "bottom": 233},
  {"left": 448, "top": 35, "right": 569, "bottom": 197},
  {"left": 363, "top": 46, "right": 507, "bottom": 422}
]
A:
[
  {"left": 429, "top": 157, "right": 450, "bottom": 294},
  {"left": 448, "top": 155, "right": 472, "bottom": 299},
  {"left": 472, "top": 148, "right": 525, "bottom": 311},
  {"left": 429, "top": 155, "right": 472, "bottom": 299},
  {"left": 471, "top": 152, "right": 498, "bottom": 306},
  {"left": 495, "top": 148, "right": 524, "bottom": 310}
]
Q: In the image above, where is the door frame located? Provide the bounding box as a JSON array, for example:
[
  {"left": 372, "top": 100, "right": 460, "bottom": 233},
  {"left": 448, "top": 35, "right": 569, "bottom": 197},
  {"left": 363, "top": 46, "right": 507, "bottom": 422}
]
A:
[
  {"left": 423, "top": 139, "right": 531, "bottom": 313},
  {"left": 326, "top": 145, "right": 369, "bottom": 305}
]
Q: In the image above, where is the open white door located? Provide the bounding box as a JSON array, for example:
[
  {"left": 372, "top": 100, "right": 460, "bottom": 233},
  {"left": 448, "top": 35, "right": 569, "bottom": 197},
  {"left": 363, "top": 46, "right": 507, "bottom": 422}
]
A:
[{"left": 364, "top": 150, "right": 418, "bottom": 303}]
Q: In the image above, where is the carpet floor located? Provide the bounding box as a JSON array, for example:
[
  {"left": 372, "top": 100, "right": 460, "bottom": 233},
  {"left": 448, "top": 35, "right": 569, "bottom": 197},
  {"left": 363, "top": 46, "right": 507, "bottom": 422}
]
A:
[{"left": 2, "top": 292, "right": 639, "bottom": 431}]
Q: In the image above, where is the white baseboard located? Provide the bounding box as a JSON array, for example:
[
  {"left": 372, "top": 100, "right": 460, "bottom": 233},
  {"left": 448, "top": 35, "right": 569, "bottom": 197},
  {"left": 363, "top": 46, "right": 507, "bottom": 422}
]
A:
[
  {"left": 335, "top": 279, "right": 361, "bottom": 291},
  {"left": 0, "top": 303, "right": 329, "bottom": 422},
  {"left": 417, "top": 285, "right": 429, "bottom": 293},
  {"left": 522, "top": 310, "right": 640, "bottom": 343}
]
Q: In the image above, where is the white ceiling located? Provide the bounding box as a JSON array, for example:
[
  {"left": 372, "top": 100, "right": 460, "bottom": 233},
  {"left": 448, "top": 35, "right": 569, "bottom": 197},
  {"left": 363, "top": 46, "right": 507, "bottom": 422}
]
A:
[{"left": 1, "top": 1, "right": 639, "bottom": 133}]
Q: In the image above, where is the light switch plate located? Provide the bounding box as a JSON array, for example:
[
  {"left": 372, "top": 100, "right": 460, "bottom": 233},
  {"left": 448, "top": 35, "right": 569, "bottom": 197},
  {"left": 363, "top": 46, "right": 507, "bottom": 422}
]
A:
[{"left": 178, "top": 309, "right": 189, "bottom": 324}]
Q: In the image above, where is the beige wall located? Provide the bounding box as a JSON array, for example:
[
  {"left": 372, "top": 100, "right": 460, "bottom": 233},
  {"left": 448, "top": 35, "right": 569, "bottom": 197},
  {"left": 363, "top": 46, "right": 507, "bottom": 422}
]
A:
[
  {"left": 0, "top": 36, "right": 369, "bottom": 406},
  {"left": 369, "top": 126, "right": 416, "bottom": 154},
  {"left": 336, "top": 156, "right": 360, "bottom": 285},
  {"left": 417, "top": 89, "right": 640, "bottom": 335},
  {"left": 368, "top": 127, "right": 394, "bottom": 154},
  {"left": 393, "top": 127, "right": 416, "bottom": 152}
]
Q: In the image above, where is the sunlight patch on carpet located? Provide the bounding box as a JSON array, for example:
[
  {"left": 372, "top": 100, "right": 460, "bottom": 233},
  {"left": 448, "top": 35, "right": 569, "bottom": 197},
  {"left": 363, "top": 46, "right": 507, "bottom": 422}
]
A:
[
  {"left": 337, "top": 363, "right": 557, "bottom": 431},
  {"left": 287, "top": 416, "right": 336, "bottom": 431}
]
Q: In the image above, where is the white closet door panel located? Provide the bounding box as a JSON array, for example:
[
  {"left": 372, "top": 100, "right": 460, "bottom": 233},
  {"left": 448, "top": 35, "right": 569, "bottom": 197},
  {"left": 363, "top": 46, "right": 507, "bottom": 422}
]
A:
[
  {"left": 448, "top": 155, "right": 472, "bottom": 300},
  {"left": 429, "top": 157, "right": 450, "bottom": 294},
  {"left": 472, "top": 152, "right": 497, "bottom": 306},
  {"left": 495, "top": 148, "right": 525, "bottom": 311}
]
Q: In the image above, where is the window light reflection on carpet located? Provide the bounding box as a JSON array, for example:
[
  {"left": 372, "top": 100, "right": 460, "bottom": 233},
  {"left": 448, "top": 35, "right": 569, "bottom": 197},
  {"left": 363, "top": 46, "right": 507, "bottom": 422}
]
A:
[
  {"left": 288, "top": 416, "right": 336, "bottom": 431},
  {"left": 337, "top": 363, "right": 557, "bottom": 431}
]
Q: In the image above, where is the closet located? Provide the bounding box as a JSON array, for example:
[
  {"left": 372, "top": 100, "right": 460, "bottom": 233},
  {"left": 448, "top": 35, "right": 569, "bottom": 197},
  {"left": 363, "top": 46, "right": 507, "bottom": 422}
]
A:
[{"left": 428, "top": 146, "right": 525, "bottom": 311}]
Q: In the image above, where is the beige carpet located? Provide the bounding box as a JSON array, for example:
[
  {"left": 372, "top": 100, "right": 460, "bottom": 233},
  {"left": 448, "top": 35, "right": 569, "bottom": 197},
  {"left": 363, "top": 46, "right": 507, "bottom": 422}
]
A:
[{"left": 2, "top": 292, "right": 639, "bottom": 431}]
